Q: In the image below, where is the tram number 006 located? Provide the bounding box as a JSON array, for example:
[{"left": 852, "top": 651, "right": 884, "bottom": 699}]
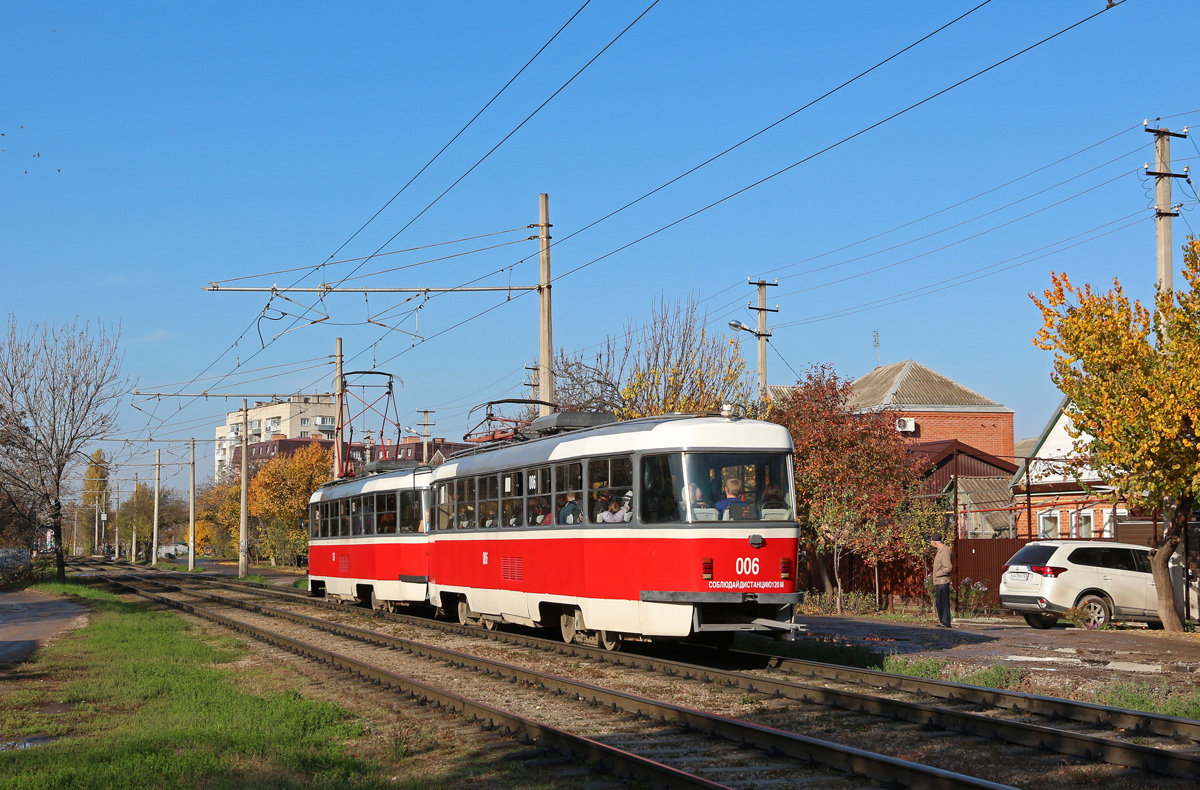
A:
[{"left": 735, "top": 557, "right": 760, "bottom": 576}]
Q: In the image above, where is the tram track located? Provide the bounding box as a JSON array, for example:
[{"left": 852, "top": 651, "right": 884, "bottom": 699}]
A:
[
  {"left": 147, "top": 566, "right": 1200, "bottom": 763},
  {"left": 97, "top": 572, "right": 1023, "bottom": 790},
  {"left": 69, "top": 563, "right": 1200, "bottom": 783},
  {"left": 92, "top": 568, "right": 1200, "bottom": 786}
]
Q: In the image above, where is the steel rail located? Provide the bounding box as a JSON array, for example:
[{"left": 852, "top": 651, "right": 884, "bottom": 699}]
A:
[
  {"left": 150, "top": 569, "right": 1200, "bottom": 745},
  {"left": 110, "top": 574, "right": 1018, "bottom": 790},
  {"left": 748, "top": 651, "right": 1200, "bottom": 742},
  {"left": 98, "top": 576, "right": 729, "bottom": 790},
  {"left": 94, "top": 565, "right": 1200, "bottom": 755},
  {"left": 135, "top": 575, "right": 1200, "bottom": 781}
]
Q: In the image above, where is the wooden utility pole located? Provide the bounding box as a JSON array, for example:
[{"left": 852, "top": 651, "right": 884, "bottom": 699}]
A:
[
  {"left": 538, "top": 193, "right": 554, "bottom": 416},
  {"left": 239, "top": 398, "right": 249, "bottom": 577},
  {"left": 1144, "top": 122, "right": 1189, "bottom": 292},
  {"left": 151, "top": 449, "right": 160, "bottom": 564},
  {"left": 188, "top": 438, "right": 196, "bottom": 572}
]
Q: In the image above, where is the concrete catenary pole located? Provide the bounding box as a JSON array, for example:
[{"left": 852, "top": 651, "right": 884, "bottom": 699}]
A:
[
  {"left": 1145, "top": 122, "right": 1189, "bottom": 292},
  {"left": 152, "top": 449, "right": 160, "bottom": 564},
  {"left": 1155, "top": 131, "right": 1174, "bottom": 293},
  {"left": 418, "top": 409, "right": 434, "bottom": 464},
  {"left": 188, "top": 438, "right": 196, "bottom": 572},
  {"left": 334, "top": 338, "right": 344, "bottom": 478},
  {"left": 239, "top": 398, "right": 249, "bottom": 577},
  {"left": 132, "top": 472, "right": 139, "bottom": 561},
  {"left": 113, "top": 482, "right": 120, "bottom": 560},
  {"left": 538, "top": 193, "right": 554, "bottom": 417}
]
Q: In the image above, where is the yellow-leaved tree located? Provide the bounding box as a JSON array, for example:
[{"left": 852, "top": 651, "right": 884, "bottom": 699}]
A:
[
  {"left": 248, "top": 441, "right": 333, "bottom": 565},
  {"left": 554, "top": 295, "right": 757, "bottom": 419},
  {"left": 1032, "top": 237, "right": 1200, "bottom": 631},
  {"left": 195, "top": 479, "right": 240, "bottom": 557}
]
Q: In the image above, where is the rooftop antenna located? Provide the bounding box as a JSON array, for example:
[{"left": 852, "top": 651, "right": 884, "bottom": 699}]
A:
[{"left": 872, "top": 330, "right": 880, "bottom": 366}]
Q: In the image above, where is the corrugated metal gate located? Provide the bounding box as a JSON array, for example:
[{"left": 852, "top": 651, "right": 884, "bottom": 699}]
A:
[{"left": 954, "top": 538, "right": 1026, "bottom": 606}]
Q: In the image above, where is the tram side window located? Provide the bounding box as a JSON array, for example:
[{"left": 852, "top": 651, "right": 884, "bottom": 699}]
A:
[
  {"left": 349, "top": 497, "right": 363, "bottom": 536},
  {"left": 324, "top": 501, "right": 335, "bottom": 538},
  {"left": 641, "top": 453, "right": 684, "bottom": 524},
  {"left": 362, "top": 494, "right": 376, "bottom": 535},
  {"left": 526, "top": 466, "right": 552, "bottom": 525},
  {"left": 456, "top": 477, "right": 476, "bottom": 529},
  {"left": 588, "top": 455, "right": 634, "bottom": 523},
  {"left": 398, "top": 491, "right": 420, "bottom": 532},
  {"left": 309, "top": 504, "right": 319, "bottom": 538},
  {"left": 500, "top": 470, "right": 524, "bottom": 527},
  {"left": 340, "top": 499, "right": 351, "bottom": 537},
  {"left": 478, "top": 475, "right": 499, "bottom": 528},
  {"left": 555, "top": 462, "right": 583, "bottom": 524},
  {"left": 318, "top": 501, "right": 329, "bottom": 538},
  {"left": 435, "top": 483, "right": 453, "bottom": 531},
  {"left": 377, "top": 492, "right": 398, "bottom": 534}
]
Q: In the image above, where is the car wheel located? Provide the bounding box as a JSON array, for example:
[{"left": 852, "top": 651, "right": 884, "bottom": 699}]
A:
[
  {"left": 1023, "top": 612, "right": 1058, "bottom": 629},
  {"left": 1078, "top": 594, "right": 1111, "bottom": 629}
]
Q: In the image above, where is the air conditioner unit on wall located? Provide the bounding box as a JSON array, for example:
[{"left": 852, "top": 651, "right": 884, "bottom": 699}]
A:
[{"left": 895, "top": 417, "right": 916, "bottom": 433}]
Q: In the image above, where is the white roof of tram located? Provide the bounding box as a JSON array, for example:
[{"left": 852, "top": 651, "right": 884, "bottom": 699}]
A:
[{"left": 438, "top": 415, "right": 793, "bottom": 479}]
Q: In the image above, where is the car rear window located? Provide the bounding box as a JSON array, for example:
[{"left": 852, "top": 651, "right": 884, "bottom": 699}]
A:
[
  {"left": 1067, "top": 547, "right": 1104, "bottom": 567},
  {"left": 1006, "top": 545, "right": 1057, "bottom": 566}
]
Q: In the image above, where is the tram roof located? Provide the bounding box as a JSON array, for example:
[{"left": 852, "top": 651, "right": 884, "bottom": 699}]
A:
[
  {"left": 438, "top": 414, "right": 792, "bottom": 478},
  {"left": 312, "top": 465, "right": 432, "bottom": 501}
]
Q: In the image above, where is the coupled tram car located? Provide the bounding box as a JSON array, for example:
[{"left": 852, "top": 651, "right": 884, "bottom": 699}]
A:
[{"left": 306, "top": 410, "right": 803, "bottom": 650}]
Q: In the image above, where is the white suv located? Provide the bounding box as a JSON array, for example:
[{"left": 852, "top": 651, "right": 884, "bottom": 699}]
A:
[{"left": 999, "top": 540, "right": 1167, "bottom": 629}]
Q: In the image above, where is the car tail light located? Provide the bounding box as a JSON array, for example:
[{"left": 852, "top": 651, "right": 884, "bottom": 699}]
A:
[
  {"left": 1001, "top": 565, "right": 1010, "bottom": 573},
  {"left": 702, "top": 558, "right": 713, "bottom": 580},
  {"left": 1030, "top": 565, "right": 1068, "bottom": 578},
  {"left": 780, "top": 558, "right": 793, "bottom": 579}
]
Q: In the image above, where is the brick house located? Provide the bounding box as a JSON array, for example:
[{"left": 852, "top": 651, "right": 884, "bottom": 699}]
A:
[{"left": 845, "top": 360, "right": 1014, "bottom": 459}]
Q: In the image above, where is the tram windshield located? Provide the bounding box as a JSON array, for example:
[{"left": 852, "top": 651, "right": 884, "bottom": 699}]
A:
[{"left": 639, "top": 452, "right": 794, "bottom": 523}]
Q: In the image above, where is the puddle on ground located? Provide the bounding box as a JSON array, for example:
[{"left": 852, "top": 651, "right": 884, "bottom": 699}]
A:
[
  {"left": 36, "top": 703, "right": 77, "bottom": 715},
  {"left": 0, "top": 735, "right": 61, "bottom": 751}
]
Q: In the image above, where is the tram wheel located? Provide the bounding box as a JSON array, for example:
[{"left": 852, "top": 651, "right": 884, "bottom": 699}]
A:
[
  {"left": 457, "top": 600, "right": 474, "bottom": 626},
  {"left": 481, "top": 617, "right": 496, "bottom": 630},
  {"left": 560, "top": 611, "right": 578, "bottom": 644},
  {"left": 598, "top": 630, "right": 622, "bottom": 652}
]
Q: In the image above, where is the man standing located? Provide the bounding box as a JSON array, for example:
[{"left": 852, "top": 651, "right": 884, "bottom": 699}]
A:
[{"left": 930, "top": 532, "right": 952, "bottom": 628}]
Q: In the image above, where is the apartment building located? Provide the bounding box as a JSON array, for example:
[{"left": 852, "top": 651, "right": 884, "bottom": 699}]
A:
[{"left": 213, "top": 395, "right": 337, "bottom": 478}]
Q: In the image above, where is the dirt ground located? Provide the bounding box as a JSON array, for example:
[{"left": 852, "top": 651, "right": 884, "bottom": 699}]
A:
[{"left": 796, "top": 613, "right": 1200, "bottom": 686}]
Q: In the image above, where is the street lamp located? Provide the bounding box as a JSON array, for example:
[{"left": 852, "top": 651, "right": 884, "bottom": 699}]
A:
[{"left": 728, "top": 320, "right": 771, "bottom": 402}]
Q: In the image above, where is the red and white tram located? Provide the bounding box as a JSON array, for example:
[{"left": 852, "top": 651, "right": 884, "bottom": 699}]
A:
[{"left": 307, "top": 412, "right": 801, "bottom": 648}]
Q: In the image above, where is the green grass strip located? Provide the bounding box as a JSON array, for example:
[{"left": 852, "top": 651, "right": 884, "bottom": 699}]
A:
[{"left": 0, "top": 581, "right": 385, "bottom": 790}]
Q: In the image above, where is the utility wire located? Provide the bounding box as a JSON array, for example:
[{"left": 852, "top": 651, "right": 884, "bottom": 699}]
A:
[
  {"left": 775, "top": 211, "right": 1149, "bottom": 328},
  {"left": 133, "top": 2, "right": 599, "bottom": 440},
  {"left": 553, "top": 0, "right": 1129, "bottom": 285}
]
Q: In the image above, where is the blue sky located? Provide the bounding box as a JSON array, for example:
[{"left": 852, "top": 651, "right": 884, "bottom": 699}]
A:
[{"left": 3, "top": 1, "right": 1197, "bottom": 488}]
